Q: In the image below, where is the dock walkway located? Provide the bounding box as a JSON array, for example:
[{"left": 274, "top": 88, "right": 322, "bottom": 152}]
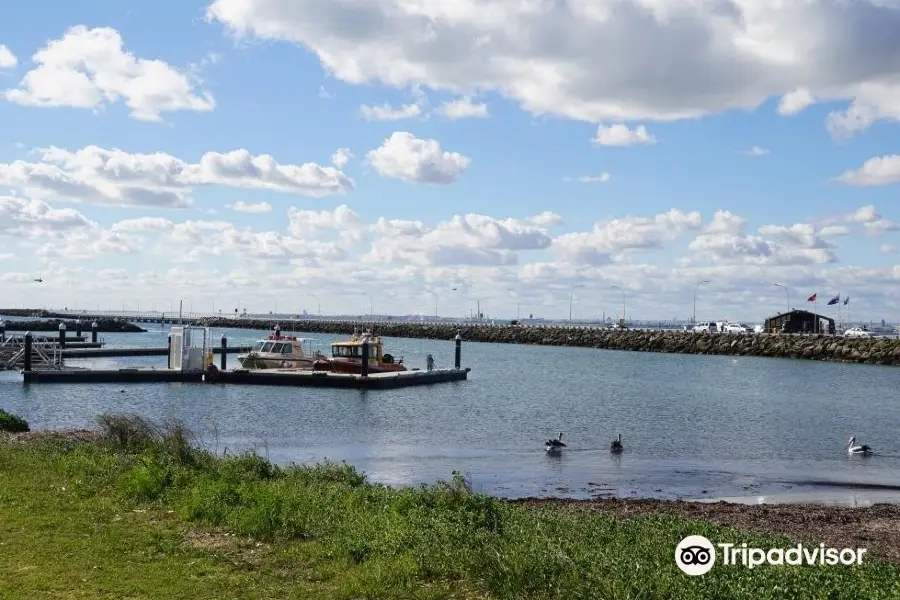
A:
[{"left": 21, "top": 367, "right": 471, "bottom": 389}]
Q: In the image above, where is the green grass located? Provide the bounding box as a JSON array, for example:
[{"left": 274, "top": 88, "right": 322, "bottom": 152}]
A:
[{"left": 1, "top": 415, "right": 899, "bottom": 599}]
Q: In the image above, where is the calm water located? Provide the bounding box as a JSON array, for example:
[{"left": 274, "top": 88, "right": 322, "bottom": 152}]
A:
[{"left": 2, "top": 321, "right": 899, "bottom": 503}]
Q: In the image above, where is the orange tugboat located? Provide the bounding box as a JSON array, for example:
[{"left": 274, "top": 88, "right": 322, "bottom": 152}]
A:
[{"left": 313, "top": 330, "right": 407, "bottom": 374}]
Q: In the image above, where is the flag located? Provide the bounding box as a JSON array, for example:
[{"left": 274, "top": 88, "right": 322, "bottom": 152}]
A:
[
  {"left": 807, "top": 293, "right": 817, "bottom": 302},
  {"left": 844, "top": 296, "right": 849, "bottom": 305},
  {"left": 827, "top": 294, "right": 840, "bottom": 306}
]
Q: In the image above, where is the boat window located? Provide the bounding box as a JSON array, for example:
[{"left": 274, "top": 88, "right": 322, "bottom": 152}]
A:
[
  {"left": 253, "top": 342, "right": 265, "bottom": 351},
  {"left": 262, "top": 342, "right": 275, "bottom": 352},
  {"left": 333, "top": 345, "right": 359, "bottom": 358},
  {"left": 282, "top": 343, "right": 293, "bottom": 354}
]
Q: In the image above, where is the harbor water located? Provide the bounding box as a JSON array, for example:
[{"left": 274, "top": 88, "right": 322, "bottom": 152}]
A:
[{"left": 2, "top": 322, "right": 899, "bottom": 505}]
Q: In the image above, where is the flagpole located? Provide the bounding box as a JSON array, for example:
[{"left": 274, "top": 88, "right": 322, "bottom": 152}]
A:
[{"left": 838, "top": 295, "right": 841, "bottom": 331}]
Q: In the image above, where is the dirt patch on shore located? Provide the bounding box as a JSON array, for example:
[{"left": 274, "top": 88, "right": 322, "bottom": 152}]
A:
[{"left": 510, "top": 498, "right": 900, "bottom": 563}]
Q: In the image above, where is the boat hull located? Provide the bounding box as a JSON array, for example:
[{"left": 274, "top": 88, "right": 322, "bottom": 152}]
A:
[
  {"left": 313, "top": 358, "right": 407, "bottom": 374},
  {"left": 237, "top": 354, "right": 317, "bottom": 370}
]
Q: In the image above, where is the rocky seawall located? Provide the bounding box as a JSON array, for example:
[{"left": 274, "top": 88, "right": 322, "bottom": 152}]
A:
[
  {"left": 1, "top": 318, "right": 146, "bottom": 333},
  {"left": 2, "top": 310, "right": 897, "bottom": 366},
  {"left": 184, "top": 317, "right": 900, "bottom": 367}
]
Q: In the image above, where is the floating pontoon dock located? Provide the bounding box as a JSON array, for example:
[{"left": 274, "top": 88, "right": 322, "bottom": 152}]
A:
[
  {"left": 19, "top": 325, "right": 471, "bottom": 389},
  {"left": 21, "top": 366, "right": 470, "bottom": 389}
]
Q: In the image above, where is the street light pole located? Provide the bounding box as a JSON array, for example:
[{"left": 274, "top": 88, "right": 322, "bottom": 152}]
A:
[
  {"left": 507, "top": 288, "right": 520, "bottom": 320},
  {"left": 611, "top": 285, "right": 626, "bottom": 324},
  {"left": 693, "top": 280, "right": 710, "bottom": 324},
  {"left": 773, "top": 283, "right": 789, "bottom": 313},
  {"left": 307, "top": 293, "right": 321, "bottom": 316},
  {"left": 569, "top": 284, "right": 585, "bottom": 322},
  {"left": 428, "top": 290, "right": 438, "bottom": 317}
]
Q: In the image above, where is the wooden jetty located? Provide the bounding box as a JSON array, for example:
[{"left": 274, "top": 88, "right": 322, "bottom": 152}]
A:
[{"left": 21, "top": 366, "right": 471, "bottom": 389}]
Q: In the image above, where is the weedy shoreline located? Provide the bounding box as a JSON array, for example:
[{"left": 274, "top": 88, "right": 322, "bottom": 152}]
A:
[{"left": 1, "top": 420, "right": 899, "bottom": 599}]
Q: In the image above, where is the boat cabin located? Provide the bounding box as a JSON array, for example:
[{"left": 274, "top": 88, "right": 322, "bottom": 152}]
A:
[
  {"left": 330, "top": 332, "right": 400, "bottom": 364},
  {"left": 250, "top": 326, "right": 317, "bottom": 355},
  {"left": 252, "top": 340, "right": 297, "bottom": 355}
]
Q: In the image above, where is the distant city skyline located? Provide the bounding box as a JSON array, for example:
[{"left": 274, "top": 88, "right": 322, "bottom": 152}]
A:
[{"left": 3, "top": 2, "right": 900, "bottom": 322}]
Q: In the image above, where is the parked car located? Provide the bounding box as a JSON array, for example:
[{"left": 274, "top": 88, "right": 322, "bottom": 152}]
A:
[
  {"left": 692, "top": 321, "right": 718, "bottom": 333},
  {"left": 843, "top": 327, "right": 876, "bottom": 338},
  {"left": 721, "top": 323, "right": 749, "bottom": 334}
]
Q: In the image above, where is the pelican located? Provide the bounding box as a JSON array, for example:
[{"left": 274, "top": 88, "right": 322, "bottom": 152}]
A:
[
  {"left": 610, "top": 433, "right": 623, "bottom": 453},
  {"left": 545, "top": 431, "right": 566, "bottom": 452},
  {"left": 846, "top": 436, "right": 874, "bottom": 455}
]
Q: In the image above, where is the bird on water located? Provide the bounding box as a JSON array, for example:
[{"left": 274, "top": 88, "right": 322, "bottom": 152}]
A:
[
  {"left": 846, "top": 436, "right": 874, "bottom": 456},
  {"left": 545, "top": 431, "right": 566, "bottom": 452},
  {"left": 610, "top": 433, "right": 623, "bottom": 453}
]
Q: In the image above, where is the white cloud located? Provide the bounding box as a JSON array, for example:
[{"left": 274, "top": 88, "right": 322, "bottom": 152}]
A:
[
  {"left": 206, "top": 0, "right": 900, "bottom": 138},
  {"left": 527, "top": 211, "right": 564, "bottom": 228},
  {"left": 365, "top": 132, "right": 471, "bottom": 184},
  {"left": 4, "top": 25, "right": 214, "bottom": 121},
  {"left": 0, "top": 145, "right": 354, "bottom": 208},
  {"left": 111, "top": 217, "right": 174, "bottom": 232},
  {"left": 0, "top": 44, "right": 16, "bottom": 69},
  {"left": 436, "top": 97, "right": 489, "bottom": 119},
  {"left": 567, "top": 173, "right": 611, "bottom": 183},
  {"left": 777, "top": 88, "right": 815, "bottom": 116},
  {"left": 360, "top": 101, "right": 423, "bottom": 121},
  {"left": 819, "top": 225, "right": 851, "bottom": 237},
  {"left": 837, "top": 155, "right": 900, "bottom": 187},
  {"left": 365, "top": 213, "right": 554, "bottom": 267},
  {"left": 592, "top": 124, "right": 655, "bottom": 147},
  {"left": 744, "top": 146, "right": 769, "bottom": 157},
  {"left": 331, "top": 148, "right": 353, "bottom": 168},
  {"left": 287, "top": 204, "right": 361, "bottom": 239},
  {"left": 371, "top": 217, "right": 429, "bottom": 238},
  {"left": 553, "top": 209, "right": 702, "bottom": 265},
  {"left": 846, "top": 204, "right": 900, "bottom": 235},
  {"left": 230, "top": 200, "right": 272, "bottom": 213},
  {"left": 687, "top": 211, "right": 837, "bottom": 266},
  {"left": 9, "top": 196, "right": 900, "bottom": 320},
  {"left": 0, "top": 196, "right": 144, "bottom": 260},
  {"left": 0, "top": 196, "right": 96, "bottom": 236}
]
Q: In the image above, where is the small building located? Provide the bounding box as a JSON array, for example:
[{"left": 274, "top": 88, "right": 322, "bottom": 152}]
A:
[{"left": 764, "top": 309, "right": 835, "bottom": 335}]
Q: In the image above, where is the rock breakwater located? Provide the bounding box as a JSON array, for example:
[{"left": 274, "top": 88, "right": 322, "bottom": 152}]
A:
[
  {"left": 188, "top": 318, "right": 900, "bottom": 367},
  {"left": 1, "top": 318, "right": 146, "bottom": 333}
]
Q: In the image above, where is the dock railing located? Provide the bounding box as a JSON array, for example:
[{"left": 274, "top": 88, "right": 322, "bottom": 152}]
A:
[{"left": 0, "top": 336, "right": 63, "bottom": 371}]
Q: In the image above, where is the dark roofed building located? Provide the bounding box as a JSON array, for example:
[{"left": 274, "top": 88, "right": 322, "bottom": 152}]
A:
[{"left": 764, "top": 309, "right": 835, "bottom": 334}]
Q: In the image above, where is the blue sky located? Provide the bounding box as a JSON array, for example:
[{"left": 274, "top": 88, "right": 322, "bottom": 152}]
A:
[{"left": 2, "top": 0, "right": 900, "bottom": 322}]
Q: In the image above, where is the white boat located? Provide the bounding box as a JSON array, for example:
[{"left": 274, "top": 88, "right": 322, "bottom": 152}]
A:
[
  {"left": 843, "top": 327, "right": 876, "bottom": 339},
  {"left": 237, "top": 326, "right": 325, "bottom": 369}
]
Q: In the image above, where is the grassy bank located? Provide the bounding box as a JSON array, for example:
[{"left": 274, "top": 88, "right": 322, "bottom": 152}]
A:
[{"left": 1, "top": 416, "right": 899, "bottom": 599}]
